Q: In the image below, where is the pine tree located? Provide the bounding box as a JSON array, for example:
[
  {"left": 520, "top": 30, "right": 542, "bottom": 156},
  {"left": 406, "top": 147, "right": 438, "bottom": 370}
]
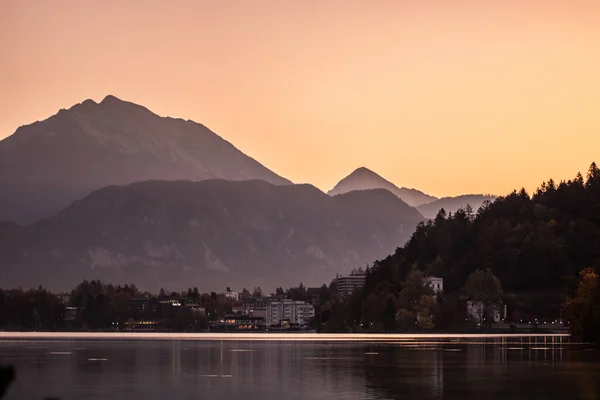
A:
[{"left": 586, "top": 162, "right": 600, "bottom": 188}]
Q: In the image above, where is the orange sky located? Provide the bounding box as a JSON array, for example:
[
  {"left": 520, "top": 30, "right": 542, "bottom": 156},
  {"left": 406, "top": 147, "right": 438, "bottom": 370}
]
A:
[{"left": 1, "top": 0, "right": 599, "bottom": 197}]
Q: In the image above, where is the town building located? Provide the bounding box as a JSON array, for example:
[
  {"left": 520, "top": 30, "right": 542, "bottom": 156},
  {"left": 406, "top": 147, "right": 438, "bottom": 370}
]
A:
[
  {"left": 241, "top": 297, "right": 270, "bottom": 318},
  {"left": 425, "top": 276, "right": 444, "bottom": 295},
  {"left": 221, "top": 315, "right": 265, "bottom": 331},
  {"left": 124, "top": 318, "right": 165, "bottom": 332},
  {"left": 127, "top": 296, "right": 195, "bottom": 319},
  {"left": 466, "top": 300, "right": 506, "bottom": 324},
  {"left": 223, "top": 287, "right": 239, "bottom": 301},
  {"left": 63, "top": 306, "right": 84, "bottom": 329},
  {"left": 266, "top": 299, "right": 315, "bottom": 327},
  {"left": 335, "top": 272, "right": 366, "bottom": 295},
  {"left": 187, "top": 304, "right": 206, "bottom": 316},
  {"left": 232, "top": 305, "right": 246, "bottom": 315},
  {"left": 155, "top": 297, "right": 194, "bottom": 319},
  {"left": 128, "top": 295, "right": 152, "bottom": 316}
]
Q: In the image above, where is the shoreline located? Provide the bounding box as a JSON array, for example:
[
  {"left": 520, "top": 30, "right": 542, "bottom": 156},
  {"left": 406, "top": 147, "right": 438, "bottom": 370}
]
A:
[{"left": 0, "top": 332, "right": 571, "bottom": 341}]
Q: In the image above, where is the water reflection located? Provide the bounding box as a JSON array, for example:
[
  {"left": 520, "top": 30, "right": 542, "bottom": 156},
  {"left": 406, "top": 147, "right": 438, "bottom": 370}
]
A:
[{"left": 1, "top": 337, "right": 599, "bottom": 400}]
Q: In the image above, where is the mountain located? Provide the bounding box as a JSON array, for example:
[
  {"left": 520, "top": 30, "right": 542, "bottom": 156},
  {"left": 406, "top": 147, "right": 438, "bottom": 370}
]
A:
[
  {"left": 328, "top": 167, "right": 438, "bottom": 207},
  {"left": 0, "top": 180, "right": 424, "bottom": 292},
  {"left": 0, "top": 95, "right": 291, "bottom": 224},
  {"left": 417, "top": 194, "right": 497, "bottom": 219}
]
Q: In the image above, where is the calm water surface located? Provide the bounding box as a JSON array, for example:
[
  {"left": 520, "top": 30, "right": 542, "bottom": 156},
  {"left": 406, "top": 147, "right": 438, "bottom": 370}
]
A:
[{"left": 1, "top": 334, "right": 598, "bottom": 400}]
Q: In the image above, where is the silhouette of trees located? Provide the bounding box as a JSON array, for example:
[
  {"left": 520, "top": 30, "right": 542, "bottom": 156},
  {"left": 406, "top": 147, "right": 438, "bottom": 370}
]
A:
[
  {"left": 286, "top": 282, "right": 308, "bottom": 301},
  {"left": 252, "top": 287, "right": 263, "bottom": 297},
  {"left": 0, "top": 287, "right": 65, "bottom": 330},
  {"left": 1, "top": 164, "right": 598, "bottom": 335},
  {"left": 321, "top": 163, "right": 600, "bottom": 332},
  {"left": 564, "top": 268, "right": 600, "bottom": 342},
  {"left": 463, "top": 269, "right": 503, "bottom": 331},
  {"left": 382, "top": 297, "right": 397, "bottom": 332}
]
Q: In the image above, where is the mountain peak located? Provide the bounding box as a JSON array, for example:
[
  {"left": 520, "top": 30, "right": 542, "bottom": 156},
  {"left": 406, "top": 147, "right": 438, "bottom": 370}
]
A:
[
  {"left": 350, "top": 166, "right": 378, "bottom": 176},
  {"left": 81, "top": 99, "right": 98, "bottom": 107},
  {"left": 97, "top": 95, "right": 146, "bottom": 113},
  {"left": 328, "top": 167, "right": 438, "bottom": 207},
  {"left": 100, "top": 94, "right": 122, "bottom": 104},
  {"left": 0, "top": 95, "right": 292, "bottom": 224}
]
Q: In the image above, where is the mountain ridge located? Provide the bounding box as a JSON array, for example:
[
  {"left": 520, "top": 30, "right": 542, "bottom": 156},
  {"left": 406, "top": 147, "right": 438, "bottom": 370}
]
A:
[
  {"left": 328, "top": 167, "right": 438, "bottom": 207},
  {"left": 328, "top": 167, "right": 497, "bottom": 219},
  {"left": 0, "top": 179, "right": 424, "bottom": 292},
  {"left": 0, "top": 95, "right": 291, "bottom": 224}
]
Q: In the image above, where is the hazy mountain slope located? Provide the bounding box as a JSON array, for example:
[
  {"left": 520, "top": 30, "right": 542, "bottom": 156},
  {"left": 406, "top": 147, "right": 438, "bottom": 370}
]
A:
[
  {"left": 417, "top": 194, "right": 497, "bottom": 219},
  {"left": 328, "top": 167, "right": 438, "bottom": 207},
  {"left": 0, "top": 180, "right": 424, "bottom": 292},
  {"left": 0, "top": 95, "right": 291, "bottom": 224}
]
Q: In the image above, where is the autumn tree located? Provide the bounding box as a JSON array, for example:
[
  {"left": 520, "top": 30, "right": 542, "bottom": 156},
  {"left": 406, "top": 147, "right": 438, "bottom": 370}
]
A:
[
  {"left": 463, "top": 269, "right": 503, "bottom": 331},
  {"left": 563, "top": 268, "right": 600, "bottom": 342},
  {"left": 398, "top": 268, "right": 434, "bottom": 315}
]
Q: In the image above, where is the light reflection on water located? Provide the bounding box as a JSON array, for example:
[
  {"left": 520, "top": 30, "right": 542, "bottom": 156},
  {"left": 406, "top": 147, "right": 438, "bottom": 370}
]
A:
[{"left": 0, "top": 334, "right": 598, "bottom": 400}]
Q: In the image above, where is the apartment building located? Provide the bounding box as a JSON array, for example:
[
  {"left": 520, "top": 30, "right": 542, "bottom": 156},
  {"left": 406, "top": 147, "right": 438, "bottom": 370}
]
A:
[
  {"left": 266, "top": 299, "right": 315, "bottom": 327},
  {"left": 335, "top": 273, "right": 366, "bottom": 295}
]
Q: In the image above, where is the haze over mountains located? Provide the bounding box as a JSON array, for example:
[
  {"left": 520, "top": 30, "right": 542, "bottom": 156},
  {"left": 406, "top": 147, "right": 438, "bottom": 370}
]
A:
[
  {"left": 0, "top": 95, "right": 496, "bottom": 291},
  {"left": 328, "top": 167, "right": 496, "bottom": 219},
  {"left": 0, "top": 95, "right": 290, "bottom": 224},
  {"left": 417, "top": 194, "right": 497, "bottom": 219},
  {"left": 0, "top": 180, "right": 423, "bottom": 291}
]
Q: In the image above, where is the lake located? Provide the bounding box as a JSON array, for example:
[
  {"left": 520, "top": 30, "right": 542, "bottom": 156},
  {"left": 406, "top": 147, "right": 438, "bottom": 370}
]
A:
[{"left": 1, "top": 333, "right": 598, "bottom": 400}]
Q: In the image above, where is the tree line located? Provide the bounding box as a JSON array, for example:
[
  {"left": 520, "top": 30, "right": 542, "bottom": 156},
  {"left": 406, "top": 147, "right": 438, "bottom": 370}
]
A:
[
  {"left": 0, "top": 280, "right": 267, "bottom": 331},
  {"left": 1, "top": 163, "right": 599, "bottom": 339},
  {"left": 314, "top": 163, "right": 600, "bottom": 339}
]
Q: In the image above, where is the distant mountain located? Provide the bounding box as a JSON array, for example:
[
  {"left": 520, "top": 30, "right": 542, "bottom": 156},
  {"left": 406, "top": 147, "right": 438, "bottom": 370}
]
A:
[
  {"left": 328, "top": 167, "right": 438, "bottom": 207},
  {"left": 0, "top": 180, "right": 424, "bottom": 292},
  {"left": 417, "top": 194, "right": 497, "bottom": 219},
  {"left": 0, "top": 95, "right": 291, "bottom": 224}
]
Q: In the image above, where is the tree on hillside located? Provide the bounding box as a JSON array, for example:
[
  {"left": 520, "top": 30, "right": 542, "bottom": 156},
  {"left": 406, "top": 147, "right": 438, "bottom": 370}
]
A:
[
  {"left": 563, "top": 267, "right": 600, "bottom": 342},
  {"left": 396, "top": 268, "right": 438, "bottom": 329},
  {"left": 240, "top": 288, "right": 251, "bottom": 300},
  {"left": 383, "top": 297, "right": 397, "bottom": 332},
  {"left": 171, "top": 307, "right": 196, "bottom": 332},
  {"left": 287, "top": 282, "right": 308, "bottom": 301},
  {"left": 252, "top": 287, "right": 263, "bottom": 298},
  {"left": 463, "top": 269, "right": 503, "bottom": 331},
  {"left": 417, "top": 295, "right": 437, "bottom": 330},
  {"left": 316, "top": 163, "right": 600, "bottom": 332},
  {"left": 398, "top": 268, "right": 433, "bottom": 313},
  {"left": 585, "top": 162, "right": 600, "bottom": 188}
]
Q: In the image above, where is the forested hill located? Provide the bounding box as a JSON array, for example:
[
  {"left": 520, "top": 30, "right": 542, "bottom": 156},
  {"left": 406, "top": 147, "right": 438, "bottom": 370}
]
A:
[{"left": 365, "top": 162, "right": 600, "bottom": 298}]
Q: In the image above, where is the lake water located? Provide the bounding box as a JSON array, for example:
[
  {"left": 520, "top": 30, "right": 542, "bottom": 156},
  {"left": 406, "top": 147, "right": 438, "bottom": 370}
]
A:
[{"left": 1, "top": 333, "right": 598, "bottom": 400}]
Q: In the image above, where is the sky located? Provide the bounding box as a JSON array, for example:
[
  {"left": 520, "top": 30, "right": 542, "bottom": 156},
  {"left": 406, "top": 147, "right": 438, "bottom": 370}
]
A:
[{"left": 1, "top": 0, "right": 599, "bottom": 197}]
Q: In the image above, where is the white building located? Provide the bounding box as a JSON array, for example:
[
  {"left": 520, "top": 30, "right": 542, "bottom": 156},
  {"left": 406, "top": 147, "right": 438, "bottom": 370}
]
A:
[
  {"left": 266, "top": 299, "right": 315, "bottom": 326},
  {"left": 425, "top": 276, "right": 444, "bottom": 295},
  {"left": 467, "top": 300, "right": 506, "bottom": 324},
  {"left": 223, "top": 287, "right": 239, "bottom": 301},
  {"left": 335, "top": 273, "right": 366, "bottom": 295}
]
